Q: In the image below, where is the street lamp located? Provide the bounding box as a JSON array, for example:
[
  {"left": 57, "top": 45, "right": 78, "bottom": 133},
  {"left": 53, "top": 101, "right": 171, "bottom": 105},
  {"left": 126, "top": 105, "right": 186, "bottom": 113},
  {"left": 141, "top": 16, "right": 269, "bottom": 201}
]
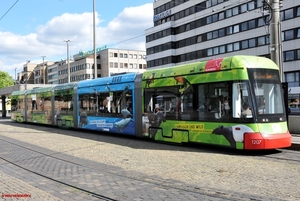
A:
[
  {"left": 41, "top": 56, "right": 46, "bottom": 84},
  {"left": 24, "top": 60, "right": 31, "bottom": 90},
  {"left": 264, "top": 0, "right": 283, "bottom": 81},
  {"left": 15, "top": 68, "right": 17, "bottom": 84},
  {"left": 93, "top": 0, "right": 97, "bottom": 79},
  {"left": 24, "top": 71, "right": 31, "bottom": 90},
  {"left": 63, "top": 40, "right": 72, "bottom": 83}
]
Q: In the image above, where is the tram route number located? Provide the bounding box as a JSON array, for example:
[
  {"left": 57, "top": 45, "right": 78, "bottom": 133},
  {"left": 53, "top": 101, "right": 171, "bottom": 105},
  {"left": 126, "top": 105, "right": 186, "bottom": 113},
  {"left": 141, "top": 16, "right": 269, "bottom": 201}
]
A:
[{"left": 251, "top": 140, "right": 262, "bottom": 144}]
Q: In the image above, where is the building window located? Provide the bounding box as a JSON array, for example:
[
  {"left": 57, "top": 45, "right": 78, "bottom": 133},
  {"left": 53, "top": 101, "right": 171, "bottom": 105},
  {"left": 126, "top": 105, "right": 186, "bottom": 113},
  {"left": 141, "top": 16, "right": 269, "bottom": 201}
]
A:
[
  {"left": 233, "top": 42, "right": 240, "bottom": 51},
  {"left": 110, "top": 62, "right": 113, "bottom": 68},
  {"left": 241, "top": 4, "right": 247, "bottom": 13},
  {"left": 266, "top": 35, "right": 270, "bottom": 44},
  {"left": 284, "top": 8, "right": 294, "bottom": 20},
  {"left": 207, "top": 48, "right": 213, "bottom": 56},
  {"left": 241, "top": 40, "right": 248, "bottom": 49},
  {"left": 114, "top": 62, "right": 118, "bottom": 68},
  {"left": 212, "top": 14, "right": 218, "bottom": 23},
  {"left": 197, "top": 35, "right": 202, "bottom": 43},
  {"left": 248, "top": 20, "right": 256, "bottom": 29},
  {"left": 206, "top": 0, "right": 212, "bottom": 7},
  {"left": 285, "top": 72, "right": 300, "bottom": 87},
  {"left": 249, "top": 38, "right": 256, "bottom": 48},
  {"left": 120, "top": 53, "right": 123, "bottom": 58},
  {"left": 114, "top": 53, "right": 118, "bottom": 57},
  {"left": 207, "top": 32, "right": 212, "bottom": 40},
  {"left": 213, "top": 47, "right": 219, "bottom": 55},
  {"left": 219, "top": 28, "right": 225, "bottom": 37},
  {"left": 233, "top": 25, "right": 239, "bottom": 33},
  {"left": 124, "top": 54, "right": 128, "bottom": 58},
  {"left": 219, "top": 45, "right": 225, "bottom": 54},
  {"left": 284, "top": 51, "right": 295, "bottom": 61},
  {"left": 186, "top": 24, "right": 190, "bottom": 31},
  {"left": 124, "top": 63, "right": 128, "bottom": 68},
  {"left": 109, "top": 52, "right": 113, "bottom": 57},
  {"left": 241, "top": 22, "right": 248, "bottom": 31},
  {"left": 219, "top": 12, "right": 224, "bottom": 20},
  {"left": 257, "top": 17, "right": 265, "bottom": 27},
  {"left": 213, "top": 30, "right": 218, "bottom": 39},
  {"left": 232, "top": 7, "right": 239, "bottom": 16},
  {"left": 206, "top": 16, "right": 212, "bottom": 24},
  {"left": 226, "top": 9, "right": 232, "bottom": 18},
  {"left": 284, "top": 30, "right": 294, "bottom": 40},
  {"left": 227, "top": 44, "right": 233, "bottom": 52},
  {"left": 227, "top": 26, "right": 233, "bottom": 35},
  {"left": 120, "top": 63, "right": 123, "bottom": 68},
  {"left": 129, "top": 63, "right": 133, "bottom": 69},
  {"left": 256, "top": 0, "right": 263, "bottom": 8},
  {"left": 129, "top": 54, "right": 133, "bottom": 59},
  {"left": 248, "top": 1, "right": 255, "bottom": 10}
]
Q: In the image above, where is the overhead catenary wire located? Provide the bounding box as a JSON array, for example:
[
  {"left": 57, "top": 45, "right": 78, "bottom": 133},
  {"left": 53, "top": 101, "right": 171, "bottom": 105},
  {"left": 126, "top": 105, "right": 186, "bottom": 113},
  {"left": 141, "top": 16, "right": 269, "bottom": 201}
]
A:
[{"left": 0, "top": 0, "right": 19, "bottom": 21}]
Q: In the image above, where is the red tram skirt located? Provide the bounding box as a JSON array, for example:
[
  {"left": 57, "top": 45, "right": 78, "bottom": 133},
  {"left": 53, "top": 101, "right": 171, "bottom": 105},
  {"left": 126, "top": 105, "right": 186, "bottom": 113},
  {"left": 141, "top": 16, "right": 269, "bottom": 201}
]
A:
[{"left": 244, "top": 132, "right": 292, "bottom": 150}]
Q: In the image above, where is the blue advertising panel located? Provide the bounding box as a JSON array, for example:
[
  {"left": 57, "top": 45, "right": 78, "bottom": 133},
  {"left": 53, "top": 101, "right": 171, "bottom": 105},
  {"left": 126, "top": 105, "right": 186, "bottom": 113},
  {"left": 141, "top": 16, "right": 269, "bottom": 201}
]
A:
[{"left": 77, "top": 73, "right": 137, "bottom": 135}]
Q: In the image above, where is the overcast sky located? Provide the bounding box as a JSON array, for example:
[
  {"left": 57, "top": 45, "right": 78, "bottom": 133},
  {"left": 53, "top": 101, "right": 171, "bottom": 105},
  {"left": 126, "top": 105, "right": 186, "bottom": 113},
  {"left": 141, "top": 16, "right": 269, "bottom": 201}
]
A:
[{"left": 0, "top": 0, "right": 153, "bottom": 78}]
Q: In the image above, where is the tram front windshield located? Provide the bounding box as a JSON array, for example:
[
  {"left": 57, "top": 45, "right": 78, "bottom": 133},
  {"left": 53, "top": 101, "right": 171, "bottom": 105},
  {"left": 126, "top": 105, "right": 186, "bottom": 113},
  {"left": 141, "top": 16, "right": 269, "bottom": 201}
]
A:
[{"left": 248, "top": 69, "right": 285, "bottom": 115}]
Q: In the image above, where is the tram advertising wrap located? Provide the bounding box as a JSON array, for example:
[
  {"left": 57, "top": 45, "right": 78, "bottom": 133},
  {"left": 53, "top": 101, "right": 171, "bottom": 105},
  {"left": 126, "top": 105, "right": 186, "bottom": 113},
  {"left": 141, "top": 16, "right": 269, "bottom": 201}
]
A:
[{"left": 10, "top": 55, "right": 292, "bottom": 150}]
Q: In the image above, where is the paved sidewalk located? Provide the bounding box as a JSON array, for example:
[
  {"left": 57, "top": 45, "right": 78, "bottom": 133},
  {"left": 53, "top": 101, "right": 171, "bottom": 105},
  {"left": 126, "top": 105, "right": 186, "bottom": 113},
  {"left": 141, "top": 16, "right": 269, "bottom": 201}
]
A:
[{"left": 0, "top": 118, "right": 299, "bottom": 201}]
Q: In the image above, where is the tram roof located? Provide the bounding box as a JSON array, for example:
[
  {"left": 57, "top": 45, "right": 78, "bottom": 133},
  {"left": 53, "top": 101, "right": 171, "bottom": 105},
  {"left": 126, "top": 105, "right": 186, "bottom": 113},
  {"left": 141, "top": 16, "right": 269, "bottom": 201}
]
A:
[
  {"left": 77, "top": 72, "right": 138, "bottom": 88},
  {"left": 142, "top": 55, "right": 278, "bottom": 80}
]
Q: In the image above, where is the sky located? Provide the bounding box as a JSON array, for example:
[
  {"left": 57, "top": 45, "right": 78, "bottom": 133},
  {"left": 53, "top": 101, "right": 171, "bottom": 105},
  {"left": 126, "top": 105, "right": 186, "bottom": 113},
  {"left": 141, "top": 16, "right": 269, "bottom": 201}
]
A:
[{"left": 0, "top": 0, "right": 154, "bottom": 79}]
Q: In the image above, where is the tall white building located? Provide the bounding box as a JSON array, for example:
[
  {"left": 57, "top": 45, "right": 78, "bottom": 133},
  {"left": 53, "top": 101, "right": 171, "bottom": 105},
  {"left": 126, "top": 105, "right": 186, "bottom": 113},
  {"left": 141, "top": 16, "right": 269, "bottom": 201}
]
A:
[{"left": 146, "top": 0, "right": 300, "bottom": 103}]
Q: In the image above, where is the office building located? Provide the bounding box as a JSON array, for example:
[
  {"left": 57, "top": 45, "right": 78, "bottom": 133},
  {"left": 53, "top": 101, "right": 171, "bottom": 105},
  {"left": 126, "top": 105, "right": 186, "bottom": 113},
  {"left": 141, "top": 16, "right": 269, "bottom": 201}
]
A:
[
  {"left": 146, "top": 0, "right": 300, "bottom": 103},
  {"left": 57, "top": 48, "right": 147, "bottom": 84}
]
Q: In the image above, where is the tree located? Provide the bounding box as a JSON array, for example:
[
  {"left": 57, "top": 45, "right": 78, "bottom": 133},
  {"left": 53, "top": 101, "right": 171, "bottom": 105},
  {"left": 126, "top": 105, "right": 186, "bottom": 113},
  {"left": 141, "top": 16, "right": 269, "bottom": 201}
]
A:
[{"left": 0, "top": 71, "right": 14, "bottom": 89}]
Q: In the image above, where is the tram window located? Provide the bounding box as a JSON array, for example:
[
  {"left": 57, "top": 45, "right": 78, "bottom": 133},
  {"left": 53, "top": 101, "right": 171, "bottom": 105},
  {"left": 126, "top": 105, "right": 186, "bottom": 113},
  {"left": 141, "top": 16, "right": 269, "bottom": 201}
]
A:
[
  {"left": 79, "top": 89, "right": 132, "bottom": 117},
  {"left": 18, "top": 99, "right": 24, "bottom": 110},
  {"left": 232, "top": 82, "right": 254, "bottom": 118},
  {"left": 144, "top": 87, "right": 182, "bottom": 120},
  {"left": 11, "top": 99, "right": 18, "bottom": 111},
  {"left": 198, "top": 82, "right": 231, "bottom": 121},
  {"left": 146, "top": 82, "right": 234, "bottom": 121},
  {"left": 114, "top": 90, "right": 132, "bottom": 114},
  {"left": 253, "top": 82, "right": 284, "bottom": 114},
  {"left": 54, "top": 94, "right": 72, "bottom": 114}
]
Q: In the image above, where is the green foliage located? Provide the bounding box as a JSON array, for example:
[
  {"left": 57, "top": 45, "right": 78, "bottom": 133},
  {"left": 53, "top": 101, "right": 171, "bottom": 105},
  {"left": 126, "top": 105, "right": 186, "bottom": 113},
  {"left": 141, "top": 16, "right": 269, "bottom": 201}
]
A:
[{"left": 0, "top": 71, "right": 14, "bottom": 89}]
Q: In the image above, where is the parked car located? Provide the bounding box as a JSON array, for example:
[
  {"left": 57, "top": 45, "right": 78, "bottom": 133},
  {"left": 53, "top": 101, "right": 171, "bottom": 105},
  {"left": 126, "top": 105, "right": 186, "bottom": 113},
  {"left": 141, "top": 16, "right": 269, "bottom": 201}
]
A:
[{"left": 289, "top": 103, "right": 300, "bottom": 114}]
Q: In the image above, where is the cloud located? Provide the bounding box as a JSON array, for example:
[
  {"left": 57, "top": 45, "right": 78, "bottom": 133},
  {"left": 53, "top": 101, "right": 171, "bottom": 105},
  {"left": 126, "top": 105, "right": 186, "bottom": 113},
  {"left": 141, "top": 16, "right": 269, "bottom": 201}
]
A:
[{"left": 0, "top": 3, "right": 153, "bottom": 76}]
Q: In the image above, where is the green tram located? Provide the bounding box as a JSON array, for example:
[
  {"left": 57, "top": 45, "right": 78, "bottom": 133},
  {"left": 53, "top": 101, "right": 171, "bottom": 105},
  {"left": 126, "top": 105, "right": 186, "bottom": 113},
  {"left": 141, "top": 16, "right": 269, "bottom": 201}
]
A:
[{"left": 10, "top": 55, "right": 291, "bottom": 150}]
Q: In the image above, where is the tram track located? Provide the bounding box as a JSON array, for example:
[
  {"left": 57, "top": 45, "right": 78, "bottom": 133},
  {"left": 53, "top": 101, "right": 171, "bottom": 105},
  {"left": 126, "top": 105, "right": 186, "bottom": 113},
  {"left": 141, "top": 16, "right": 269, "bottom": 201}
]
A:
[
  {"left": 0, "top": 137, "right": 275, "bottom": 201},
  {"left": 0, "top": 120, "right": 298, "bottom": 200},
  {"left": 261, "top": 149, "right": 300, "bottom": 163},
  {"left": 0, "top": 156, "right": 117, "bottom": 201}
]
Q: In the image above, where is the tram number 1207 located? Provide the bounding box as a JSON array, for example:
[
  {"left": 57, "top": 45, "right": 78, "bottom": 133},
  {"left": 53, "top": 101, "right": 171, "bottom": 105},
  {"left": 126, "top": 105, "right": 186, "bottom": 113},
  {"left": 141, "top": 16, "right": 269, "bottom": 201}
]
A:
[{"left": 252, "top": 140, "right": 262, "bottom": 144}]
